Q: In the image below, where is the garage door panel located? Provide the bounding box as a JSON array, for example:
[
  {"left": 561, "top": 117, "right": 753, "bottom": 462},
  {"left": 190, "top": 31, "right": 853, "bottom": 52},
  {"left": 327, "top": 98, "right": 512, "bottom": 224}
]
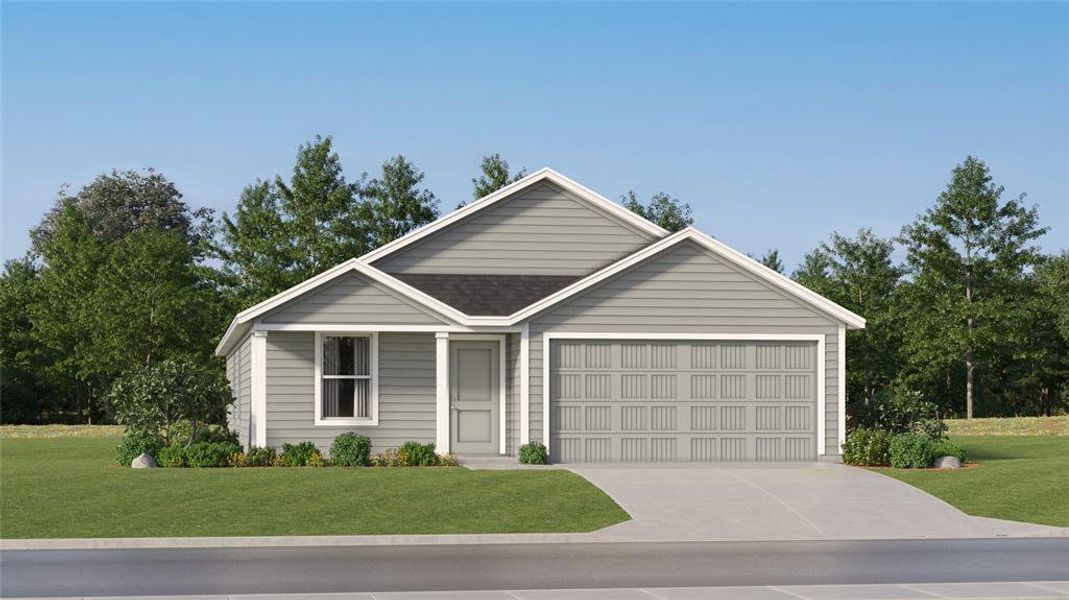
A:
[{"left": 550, "top": 340, "right": 818, "bottom": 463}]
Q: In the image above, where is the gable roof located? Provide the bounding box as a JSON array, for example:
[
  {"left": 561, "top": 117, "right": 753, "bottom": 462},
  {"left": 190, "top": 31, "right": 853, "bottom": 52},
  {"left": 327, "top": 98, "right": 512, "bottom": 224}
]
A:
[
  {"left": 393, "top": 273, "right": 583, "bottom": 316},
  {"left": 505, "top": 227, "right": 866, "bottom": 329},
  {"left": 360, "top": 167, "right": 668, "bottom": 265}
]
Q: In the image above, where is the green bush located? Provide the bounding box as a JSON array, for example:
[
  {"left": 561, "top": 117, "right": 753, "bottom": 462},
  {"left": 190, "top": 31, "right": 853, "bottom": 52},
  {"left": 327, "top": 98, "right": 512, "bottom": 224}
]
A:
[
  {"left": 116, "top": 431, "right": 163, "bottom": 466},
  {"left": 519, "top": 442, "right": 549, "bottom": 465},
  {"left": 280, "top": 441, "right": 320, "bottom": 467},
  {"left": 156, "top": 444, "right": 188, "bottom": 467},
  {"left": 889, "top": 432, "right": 935, "bottom": 468},
  {"left": 931, "top": 439, "right": 968, "bottom": 463},
  {"left": 849, "top": 388, "right": 947, "bottom": 439},
  {"left": 330, "top": 433, "right": 372, "bottom": 467},
  {"left": 401, "top": 441, "right": 438, "bottom": 466},
  {"left": 370, "top": 447, "right": 408, "bottom": 467},
  {"left": 842, "top": 428, "right": 893, "bottom": 466},
  {"left": 242, "top": 445, "right": 276, "bottom": 467},
  {"left": 186, "top": 441, "right": 240, "bottom": 468}
]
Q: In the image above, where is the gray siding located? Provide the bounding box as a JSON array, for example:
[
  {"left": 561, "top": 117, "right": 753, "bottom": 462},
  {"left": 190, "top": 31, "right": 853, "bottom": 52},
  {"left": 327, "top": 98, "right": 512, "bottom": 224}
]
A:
[
  {"left": 264, "top": 331, "right": 437, "bottom": 453},
  {"left": 261, "top": 272, "right": 448, "bottom": 325},
  {"left": 527, "top": 241, "right": 842, "bottom": 455},
  {"left": 225, "top": 334, "right": 253, "bottom": 448},
  {"left": 372, "top": 182, "right": 658, "bottom": 276},
  {"left": 506, "top": 332, "right": 521, "bottom": 455}
]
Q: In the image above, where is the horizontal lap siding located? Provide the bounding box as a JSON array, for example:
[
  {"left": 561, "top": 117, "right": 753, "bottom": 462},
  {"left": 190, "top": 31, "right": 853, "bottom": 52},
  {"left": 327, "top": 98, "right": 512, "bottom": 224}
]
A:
[
  {"left": 265, "top": 331, "right": 437, "bottom": 453},
  {"left": 507, "top": 332, "right": 521, "bottom": 455},
  {"left": 261, "top": 273, "right": 447, "bottom": 325},
  {"left": 225, "top": 335, "right": 253, "bottom": 448},
  {"left": 372, "top": 182, "right": 657, "bottom": 276},
  {"left": 528, "top": 241, "right": 842, "bottom": 455}
]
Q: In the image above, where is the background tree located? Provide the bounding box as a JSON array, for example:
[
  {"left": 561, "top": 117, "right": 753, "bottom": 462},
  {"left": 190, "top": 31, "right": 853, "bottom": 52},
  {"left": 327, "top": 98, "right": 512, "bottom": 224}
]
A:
[
  {"left": 620, "top": 191, "right": 693, "bottom": 232},
  {"left": 756, "top": 249, "right": 784, "bottom": 273},
  {"left": 0, "top": 257, "right": 63, "bottom": 423},
  {"left": 793, "top": 229, "right": 905, "bottom": 408},
  {"left": 359, "top": 155, "right": 439, "bottom": 250},
  {"left": 897, "top": 156, "right": 1047, "bottom": 418},
  {"left": 469, "top": 153, "right": 526, "bottom": 203}
]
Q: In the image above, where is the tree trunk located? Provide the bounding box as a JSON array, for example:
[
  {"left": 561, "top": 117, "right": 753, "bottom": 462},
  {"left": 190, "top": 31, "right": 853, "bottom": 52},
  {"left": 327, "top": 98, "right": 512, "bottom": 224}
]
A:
[{"left": 965, "top": 346, "right": 974, "bottom": 419}]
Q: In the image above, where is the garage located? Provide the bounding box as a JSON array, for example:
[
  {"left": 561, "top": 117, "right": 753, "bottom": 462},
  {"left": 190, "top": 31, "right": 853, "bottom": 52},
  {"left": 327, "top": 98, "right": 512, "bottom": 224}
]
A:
[{"left": 549, "top": 339, "right": 819, "bottom": 463}]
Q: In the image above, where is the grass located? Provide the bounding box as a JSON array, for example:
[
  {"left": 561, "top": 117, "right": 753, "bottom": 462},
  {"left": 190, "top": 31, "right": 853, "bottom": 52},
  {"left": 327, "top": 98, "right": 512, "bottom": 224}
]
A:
[
  {"left": 0, "top": 436, "right": 629, "bottom": 539},
  {"left": 0, "top": 424, "right": 124, "bottom": 438},
  {"left": 878, "top": 435, "right": 1069, "bottom": 527},
  {"left": 945, "top": 415, "right": 1068, "bottom": 436}
]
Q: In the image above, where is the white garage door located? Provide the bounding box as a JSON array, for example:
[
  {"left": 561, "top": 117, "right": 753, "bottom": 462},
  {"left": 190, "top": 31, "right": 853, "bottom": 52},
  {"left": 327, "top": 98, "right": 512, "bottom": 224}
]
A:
[{"left": 549, "top": 340, "right": 818, "bottom": 462}]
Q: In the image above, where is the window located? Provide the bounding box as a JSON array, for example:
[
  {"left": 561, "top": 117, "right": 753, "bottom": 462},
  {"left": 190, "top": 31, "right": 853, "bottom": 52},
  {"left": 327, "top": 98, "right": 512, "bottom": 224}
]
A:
[{"left": 315, "top": 333, "right": 378, "bottom": 425}]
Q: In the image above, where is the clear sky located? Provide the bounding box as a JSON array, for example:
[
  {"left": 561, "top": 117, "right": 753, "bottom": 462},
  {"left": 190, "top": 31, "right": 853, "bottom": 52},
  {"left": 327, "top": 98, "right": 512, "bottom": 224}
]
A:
[{"left": 3, "top": 2, "right": 1067, "bottom": 270}]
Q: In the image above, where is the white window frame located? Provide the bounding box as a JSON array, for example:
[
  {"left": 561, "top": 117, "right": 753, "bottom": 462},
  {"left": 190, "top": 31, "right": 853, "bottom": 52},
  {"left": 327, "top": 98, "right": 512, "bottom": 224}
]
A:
[{"left": 314, "top": 331, "right": 379, "bottom": 426}]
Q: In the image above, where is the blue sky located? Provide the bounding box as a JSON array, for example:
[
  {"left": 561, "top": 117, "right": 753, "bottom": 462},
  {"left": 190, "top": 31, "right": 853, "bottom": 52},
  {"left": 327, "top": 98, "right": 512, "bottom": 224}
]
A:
[{"left": 3, "top": 2, "right": 1067, "bottom": 269}]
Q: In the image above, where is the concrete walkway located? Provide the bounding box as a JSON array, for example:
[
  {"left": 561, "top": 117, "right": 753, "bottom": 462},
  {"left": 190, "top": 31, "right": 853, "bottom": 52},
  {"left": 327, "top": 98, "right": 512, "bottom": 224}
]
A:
[
  {"left": 568, "top": 462, "right": 1067, "bottom": 541},
  {"left": 7, "top": 581, "right": 1069, "bottom": 599}
]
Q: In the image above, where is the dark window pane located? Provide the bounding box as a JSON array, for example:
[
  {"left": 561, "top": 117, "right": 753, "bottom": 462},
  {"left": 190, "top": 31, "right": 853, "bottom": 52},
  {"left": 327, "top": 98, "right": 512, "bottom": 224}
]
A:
[
  {"left": 323, "top": 336, "right": 356, "bottom": 376},
  {"left": 322, "top": 379, "right": 355, "bottom": 418},
  {"left": 356, "top": 379, "right": 370, "bottom": 418},
  {"left": 355, "top": 337, "right": 370, "bottom": 376}
]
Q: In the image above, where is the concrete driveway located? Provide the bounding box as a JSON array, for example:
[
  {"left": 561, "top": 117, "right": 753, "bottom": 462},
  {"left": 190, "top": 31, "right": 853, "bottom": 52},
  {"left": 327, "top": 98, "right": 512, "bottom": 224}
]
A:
[{"left": 568, "top": 462, "right": 1068, "bottom": 542}]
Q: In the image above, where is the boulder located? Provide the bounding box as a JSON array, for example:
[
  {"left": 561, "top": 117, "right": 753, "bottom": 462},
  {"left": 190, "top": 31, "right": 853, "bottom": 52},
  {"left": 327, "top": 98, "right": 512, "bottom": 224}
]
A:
[
  {"left": 932, "top": 455, "right": 962, "bottom": 469},
  {"left": 131, "top": 453, "right": 158, "bottom": 469}
]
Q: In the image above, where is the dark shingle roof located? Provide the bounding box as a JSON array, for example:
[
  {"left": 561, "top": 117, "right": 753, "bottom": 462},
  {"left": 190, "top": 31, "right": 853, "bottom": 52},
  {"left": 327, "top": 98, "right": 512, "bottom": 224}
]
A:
[{"left": 393, "top": 273, "right": 583, "bottom": 316}]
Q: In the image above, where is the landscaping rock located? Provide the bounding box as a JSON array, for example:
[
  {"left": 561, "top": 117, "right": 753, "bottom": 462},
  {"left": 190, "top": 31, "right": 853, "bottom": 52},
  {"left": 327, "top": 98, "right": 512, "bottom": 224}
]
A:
[
  {"left": 932, "top": 455, "right": 962, "bottom": 469},
  {"left": 130, "top": 453, "right": 158, "bottom": 469}
]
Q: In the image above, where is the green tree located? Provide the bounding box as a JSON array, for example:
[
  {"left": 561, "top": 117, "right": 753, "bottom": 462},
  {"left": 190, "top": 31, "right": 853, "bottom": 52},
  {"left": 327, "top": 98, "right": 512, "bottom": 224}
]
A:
[
  {"left": 793, "top": 229, "right": 905, "bottom": 407},
  {"left": 620, "top": 191, "right": 693, "bottom": 232},
  {"left": 757, "top": 249, "right": 784, "bottom": 273},
  {"left": 469, "top": 153, "right": 526, "bottom": 203},
  {"left": 359, "top": 155, "right": 439, "bottom": 250},
  {"left": 897, "top": 156, "right": 1048, "bottom": 418}
]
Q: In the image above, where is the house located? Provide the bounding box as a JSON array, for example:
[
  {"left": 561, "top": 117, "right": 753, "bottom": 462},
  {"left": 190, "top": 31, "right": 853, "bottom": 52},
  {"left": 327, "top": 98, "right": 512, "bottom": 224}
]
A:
[{"left": 216, "top": 168, "right": 865, "bottom": 463}]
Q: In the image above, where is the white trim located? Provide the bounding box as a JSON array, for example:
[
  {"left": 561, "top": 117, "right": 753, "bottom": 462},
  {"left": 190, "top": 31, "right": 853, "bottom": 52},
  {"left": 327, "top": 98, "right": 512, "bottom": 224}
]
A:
[
  {"left": 435, "top": 332, "right": 450, "bottom": 453},
  {"left": 359, "top": 167, "right": 667, "bottom": 264},
  {"left": 509, "top": 228, "right": 866, "bottom": 329},
  {"left": 541, "top": 331, "right": 828, "bottom": 461},
  {"left": 313, "top": 332, "right": 380, "bottom": 427},
  {"left": 519, "top": 324, "right": 530, "bottom": 445},
  {"left": 817, "top": 334, "right": 827, "bottom": 455},
  {"left": 838, "top": 324, "right": 847, "bottom": 452},
  {"left": 250, "top": 331, "right": 268, "bottom": 447},
  {"left": 256, "top": 324, "right": 481, "bottom": 333}
]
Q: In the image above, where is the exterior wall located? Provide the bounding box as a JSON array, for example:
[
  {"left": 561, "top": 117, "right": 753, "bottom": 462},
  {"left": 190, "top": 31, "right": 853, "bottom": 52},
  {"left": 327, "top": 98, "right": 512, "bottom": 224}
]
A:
[
  {"left": 526, "top": 241, "right": 842, "bottom": 455},
  {"left": 264, "top": 331, "right": 437, "bottom": 453},
  {"left": 225, "top": 333, "right": 253, "bottom": 448},
  {"left": 260, "top": 272, "right": 448, "bottom": 325},
  {"left": 507, "top": 332, "right": 521, "bottom": 455},
  {"left": 372, "top": 182, "right": 659, "bottom": 276}
]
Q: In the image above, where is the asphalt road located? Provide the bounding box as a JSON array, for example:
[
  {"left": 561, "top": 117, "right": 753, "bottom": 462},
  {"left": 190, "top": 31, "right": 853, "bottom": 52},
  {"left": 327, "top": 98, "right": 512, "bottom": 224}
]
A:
[{"left": 2, "top": 538, "right": 1068, "bottom": 598}]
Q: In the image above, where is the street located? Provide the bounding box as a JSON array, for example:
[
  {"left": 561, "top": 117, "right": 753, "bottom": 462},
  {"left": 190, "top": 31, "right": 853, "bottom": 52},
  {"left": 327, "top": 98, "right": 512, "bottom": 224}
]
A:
[{"left": 2, "top": 538, "right": 1067, "bottom": 597}]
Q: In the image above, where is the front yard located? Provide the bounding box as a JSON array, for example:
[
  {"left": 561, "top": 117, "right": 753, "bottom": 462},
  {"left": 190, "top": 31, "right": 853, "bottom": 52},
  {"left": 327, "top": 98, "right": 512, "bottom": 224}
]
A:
[
  {"left": 878, "top": 434, "right": 1069, "bottom": 527},
  {"left": 0, "top": 434, "right": 629, "bottom": 539}
]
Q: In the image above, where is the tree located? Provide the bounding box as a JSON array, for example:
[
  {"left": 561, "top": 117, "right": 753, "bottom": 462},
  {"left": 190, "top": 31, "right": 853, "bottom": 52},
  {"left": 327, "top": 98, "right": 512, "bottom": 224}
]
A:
[
  {"left": 757, "top": 249, "right": 784, "bottom": 273},
  {"left": 793, "top": 229, "right": 905, "bottom": 407},
  {"left": 469, "top": 154, "right": 526, "bottom": 203},
  {"left": 621, "top": 191, "right": 693, "bottom": 232},
  {"left": 359, "top": 155, "right": 439, "bottom": 250},
  {"left": 897, "top": 156, "right": 1048, "bottom": 418},
  {"left": 31, "top": 169, "right": 213, "bottom": 257}
]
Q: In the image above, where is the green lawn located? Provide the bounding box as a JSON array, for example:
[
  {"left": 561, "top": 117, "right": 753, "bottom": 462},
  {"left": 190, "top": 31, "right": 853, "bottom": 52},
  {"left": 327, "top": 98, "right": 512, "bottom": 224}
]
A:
[
  {"left": 0, "top": 436, "right": 629, "bottom": 538},
  {"left": 878, "top": 435, "right": 1069, "bottom": 527}
]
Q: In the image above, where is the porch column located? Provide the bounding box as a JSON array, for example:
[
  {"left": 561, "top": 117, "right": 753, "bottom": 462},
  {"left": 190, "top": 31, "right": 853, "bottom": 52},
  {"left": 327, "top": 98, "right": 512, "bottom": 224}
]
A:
[
  {"left": 250, "top": 330, "right": 268, "bottom": 448},
  {"left": 435, "top": 332, "right": 450, "bottom": 453}
]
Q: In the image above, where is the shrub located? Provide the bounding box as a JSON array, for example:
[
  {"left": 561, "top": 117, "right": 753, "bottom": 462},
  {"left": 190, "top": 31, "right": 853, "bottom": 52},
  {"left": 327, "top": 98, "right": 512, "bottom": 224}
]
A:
[
  {"left": 186, "top": 441, "right": 240, "bottom": 468},
  {"left": 931, "top": 439, "right": 968, "bottom": 464},
  {"left": 519, "top": 442, "right": 549, "bottom": 465},
  {"left": 437, "top": 453, "right": 459, "bottom": 467},
  {"left": 242, "top": 445, "right": 276, "bottom": 467},
  {"left": 371, "top": 447, "right": 410, "bottom": 467},
  {"left": 116, "top": 431, "right": 163, "bottom": 466},
  {"left": 842, "top": 428, "right": 893, "bottom": 466},
  {"left": 401, "top": 441, "right": 438, "bottom": 466},
  {"left": 889, "top": 432, "right": 934, "bottom": 469},
  {"left": 281, "top": 441, "right": 320, "bottom": 467},
  {"left": 306, "top": 450, "right": 327, "bottom": 467},
  {"left": 850, "top": 388, "right": 947, "bottom": 439},
  {"left": 109, "top": 358, "right": 233, "bottom": 447},
  {"left": 330, "top": 433, "right": 372, "bottom": 467},
  {"left": 156, "top": 444, "right": 188, "bottom": 468}
]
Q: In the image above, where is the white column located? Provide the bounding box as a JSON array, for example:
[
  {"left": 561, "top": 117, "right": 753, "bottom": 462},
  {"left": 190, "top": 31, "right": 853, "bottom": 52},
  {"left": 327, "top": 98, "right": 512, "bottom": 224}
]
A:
[
  {"left": 250, "top": 330, "right": 268, "bottom": 448},
  {"left": 519, "top": 324, "right": 530, "bottom": 445},
  {"left": 435, "top": 332, "right": 450, "bottom": 453},
  {"left": 816, "top": 335, "right": 826, "bottom": 456}
]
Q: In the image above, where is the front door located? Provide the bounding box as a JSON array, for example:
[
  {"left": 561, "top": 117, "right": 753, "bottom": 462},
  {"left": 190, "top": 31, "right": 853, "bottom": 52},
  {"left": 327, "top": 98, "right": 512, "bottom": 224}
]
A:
[{"left": 450, "top": 340, "right": 499, "bottom": 455}]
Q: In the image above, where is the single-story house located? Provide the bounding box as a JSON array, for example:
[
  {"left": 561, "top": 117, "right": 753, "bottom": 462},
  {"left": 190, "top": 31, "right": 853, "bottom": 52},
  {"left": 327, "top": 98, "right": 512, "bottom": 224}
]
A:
[{"left": 216, "top": 168, "right": 864, "bottom": 463}]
